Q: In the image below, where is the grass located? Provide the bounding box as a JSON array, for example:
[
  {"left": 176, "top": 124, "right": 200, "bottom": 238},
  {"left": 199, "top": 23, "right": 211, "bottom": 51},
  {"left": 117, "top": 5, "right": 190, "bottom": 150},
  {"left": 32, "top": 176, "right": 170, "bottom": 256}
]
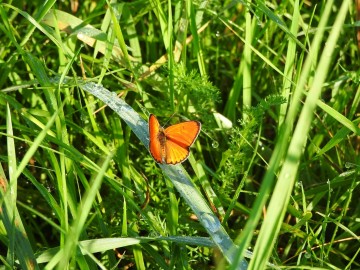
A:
[{"left": 0, "top": 0, "right": 359, "bottom": 269}]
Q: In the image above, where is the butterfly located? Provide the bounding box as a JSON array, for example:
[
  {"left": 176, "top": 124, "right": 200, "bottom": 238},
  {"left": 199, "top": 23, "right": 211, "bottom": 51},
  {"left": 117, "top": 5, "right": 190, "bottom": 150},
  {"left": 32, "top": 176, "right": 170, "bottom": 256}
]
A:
[{"left": 148, "top": 114, "right": 201, "bottom": 165}]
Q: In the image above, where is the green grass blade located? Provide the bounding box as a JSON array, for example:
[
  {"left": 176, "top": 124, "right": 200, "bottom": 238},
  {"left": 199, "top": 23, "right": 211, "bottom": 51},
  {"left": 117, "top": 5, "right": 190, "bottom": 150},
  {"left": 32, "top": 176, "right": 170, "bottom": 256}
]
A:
[
  {"left": 279, "top": 0, "right": 300, "bottom": 126},
  {"left": 233, "top": 0, "right": 336, "bottom": 265},
  {"left": 47, "top": 151, "right": 114, "bottom": 268},
  {"left": 248, "top": 1, "right": 351, "bottom": 269},
  {"left": 0, "top": 107, "right": 39, "bottom": 269}
]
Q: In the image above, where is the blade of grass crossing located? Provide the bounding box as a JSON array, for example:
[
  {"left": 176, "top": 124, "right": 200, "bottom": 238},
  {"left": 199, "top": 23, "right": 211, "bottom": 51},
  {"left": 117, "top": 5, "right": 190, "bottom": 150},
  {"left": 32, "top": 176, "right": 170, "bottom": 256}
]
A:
[
  {"left": 150, "top": 0, "right": 169, "bottom": 50},
  {"left": 133, "top": 245, "right": 146, "bottom": 270},
  {"left": 248, "top": 1, "right": 351, "bottom": 269},
  {"left": 19, "top": 0, "right": 56, "bottom": 46},
  {"left": 123, "top": 6, "right": 142, "bottom": 62},
  {"left": 0, "top": 105, "right": 40, "bottom": 269},
  {"left": 113, "top": 115, "right": 147, "bottom": 269},
  {"left": 122, "top": 197, "right": 128, "bottom": 237},
  {"left": 316, "top": 100, "right": 360, "bottom": 135},
  {"left": 53, "top": 152, "right": 114, "bottom": 268},
  {"left": 232, "top": 0, "right": 335, "bottom": 267},
  {"left": 348, "top": 85, "right": 360, "bottom": 118},
  {"left": 3, "top": 4, "right": 69, "bottom": 57},
  {"left": 187, "top": 0, "right": 206, "bottom": 76},
  {"left": 6, "top": 104, "right": 17, "bottom": 204},
  {"left": 108, "top": 1, "right": 147, "bottom": 103},
  {"left": 99, "top": 15, "right": 116, "bottom": 84},
  {"left": 14, "top": 110, "right": 59, "bottom": 181},
  {"left": 317, "top": 119, "right": 360, "bottom": 156},
  {"left": 192, "top": 160, "right": 226, "bottom": 219},
  {"left": 279, "top": 0, "right": 300, "bottom": 126},
  {"left": 174, "top": 1, "right": 187, "bottom": 63},
  {"left": 96, "top": 0, "right": 113, "bottom": 61},
  {"left": 243, "top": 1, "right": 253, "bottom": 120},
  {"left": 108, "top": 2, "right": 131, "bottom": 69},
  {"left": 165, "top": 177, "right": 179, "bottom": 236},
  {"left": 5, "top": 106, "right": 16, "bottom": 266},
  {"left": 168, "top": 0, "right": 175, "bottom": 111},
  {"left": 224, "top": 57, "right": 244, "bottom": 122}
]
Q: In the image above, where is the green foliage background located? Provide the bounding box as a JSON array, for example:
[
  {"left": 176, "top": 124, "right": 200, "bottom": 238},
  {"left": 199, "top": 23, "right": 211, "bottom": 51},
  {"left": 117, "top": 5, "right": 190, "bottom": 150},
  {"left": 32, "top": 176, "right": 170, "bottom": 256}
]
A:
[{"left": 0, "top": 0, "right": 359, "bottom": 269}]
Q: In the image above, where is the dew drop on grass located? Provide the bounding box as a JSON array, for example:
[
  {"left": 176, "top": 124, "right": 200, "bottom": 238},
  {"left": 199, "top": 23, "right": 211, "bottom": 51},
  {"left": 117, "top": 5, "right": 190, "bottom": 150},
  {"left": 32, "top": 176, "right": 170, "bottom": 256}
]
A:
[
  {"left": 212, "top": 234, "right": 221, "bottom": 243},
  {"left": 212, "top": 141, "right": 219, "bottom": 148},
  {"left": 111, "top": 91, "right": 118, "bottom": 99},
  {"left": 345, "top": 162, "right": 356, "bottom": 169},
  {"left": 200, "top": 212, "right": 220, "bottom": 233},
  {"left": 8, "top": 160, "right": 13, "bottom": 174},
  {"left": 80, "top": 114, "right": 89, "bottom": 124}
]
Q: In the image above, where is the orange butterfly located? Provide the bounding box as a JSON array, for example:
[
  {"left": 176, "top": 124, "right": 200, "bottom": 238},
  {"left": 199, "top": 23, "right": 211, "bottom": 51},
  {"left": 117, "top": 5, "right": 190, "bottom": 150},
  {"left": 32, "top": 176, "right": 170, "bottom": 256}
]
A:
[{"left": 148, "top": 114, "right": 201, "bottom": 165}]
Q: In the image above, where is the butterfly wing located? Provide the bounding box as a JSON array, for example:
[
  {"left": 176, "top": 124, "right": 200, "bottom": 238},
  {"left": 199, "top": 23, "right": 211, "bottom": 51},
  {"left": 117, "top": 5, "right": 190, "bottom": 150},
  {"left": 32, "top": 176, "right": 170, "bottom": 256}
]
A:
[
  {"left": 164, "top": 121, "right": 201, "bottom": 148},
  {"left": 149, "top": 114, "right": 201, "bottom": 165},
  {"left": 164, "top": 120, "right": 201, "bottom": 164},
  {"left": 149, "top": 114, "right": 164, "bottom": 163},
  {"left": 164, "top": 139, "right": 191, "bottom": 164}
]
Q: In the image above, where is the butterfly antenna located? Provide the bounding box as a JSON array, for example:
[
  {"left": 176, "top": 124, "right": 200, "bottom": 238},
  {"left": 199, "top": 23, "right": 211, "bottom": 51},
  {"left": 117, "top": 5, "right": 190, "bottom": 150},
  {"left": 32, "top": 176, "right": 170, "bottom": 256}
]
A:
[{"left": 163, "top": 112, "right": 177, "bottom": 127}]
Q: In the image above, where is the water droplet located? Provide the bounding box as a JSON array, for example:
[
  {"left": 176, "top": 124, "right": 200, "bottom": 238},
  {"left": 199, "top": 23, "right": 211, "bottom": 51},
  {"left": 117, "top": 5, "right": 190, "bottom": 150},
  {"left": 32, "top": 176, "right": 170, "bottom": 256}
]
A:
[
  {"left": 80, "top": 114, "right": 89, "bottom": 124},
  {"left": 111, "top": 91, "right": 118, "bottom": 99},
  {"left": 296, "top": 181, "right": 302, "bottom": 188},
  {"left": 304, "top": 251, "right": 311, "bottom": 259},
  {"left": 216, "top": 31, "right": 220, "bottom": 37},
  {"left": 200, "top": 212, "right": 221, "bottom": 232},
  {"left": 212, "top": 141, "right": 219, "bottom": 148},
  {"left": 212, "top": 234, "right": 221, "bottom": 243},
  {"left": 345, "top": 162, "right": 356, "bottom": 169}
]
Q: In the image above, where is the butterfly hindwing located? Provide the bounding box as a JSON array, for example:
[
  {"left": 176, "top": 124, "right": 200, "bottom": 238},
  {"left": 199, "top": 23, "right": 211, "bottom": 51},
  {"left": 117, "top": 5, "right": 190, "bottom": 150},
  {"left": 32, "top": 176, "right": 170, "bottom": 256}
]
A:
[{"left": 164, "top": 139, "right": 190, "bottom": 164}]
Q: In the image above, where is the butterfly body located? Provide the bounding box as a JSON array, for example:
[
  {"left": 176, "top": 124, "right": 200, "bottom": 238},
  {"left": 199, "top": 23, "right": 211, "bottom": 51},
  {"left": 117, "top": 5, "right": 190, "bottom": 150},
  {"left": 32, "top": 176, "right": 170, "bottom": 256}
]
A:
[{"left": 148, "top": 114, "right": 201, "bottom": 165}]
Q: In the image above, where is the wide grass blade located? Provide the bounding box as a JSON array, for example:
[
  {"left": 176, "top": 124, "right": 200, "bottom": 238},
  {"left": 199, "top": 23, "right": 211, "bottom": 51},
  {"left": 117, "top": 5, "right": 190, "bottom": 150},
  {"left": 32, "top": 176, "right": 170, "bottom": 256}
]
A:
[{"left": 80, "top": 81, "right": 249, "bottom": 268}]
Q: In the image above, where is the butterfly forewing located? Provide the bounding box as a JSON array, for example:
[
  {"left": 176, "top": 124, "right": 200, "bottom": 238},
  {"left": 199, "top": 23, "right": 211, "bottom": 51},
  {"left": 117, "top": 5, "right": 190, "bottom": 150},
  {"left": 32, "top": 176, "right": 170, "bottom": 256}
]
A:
[
  {"left": 149, "top": 114, "right": 164, "bottom": 163},
  {"left": 164, "top": 121, "right": 201, "bottom": 147}
]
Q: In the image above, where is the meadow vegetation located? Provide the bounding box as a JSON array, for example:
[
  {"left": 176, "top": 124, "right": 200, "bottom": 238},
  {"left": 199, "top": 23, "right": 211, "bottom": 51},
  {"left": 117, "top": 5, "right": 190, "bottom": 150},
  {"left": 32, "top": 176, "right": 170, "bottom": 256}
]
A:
[{"left": 0, "top": 0, "right": 359, "bottom": 269}]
